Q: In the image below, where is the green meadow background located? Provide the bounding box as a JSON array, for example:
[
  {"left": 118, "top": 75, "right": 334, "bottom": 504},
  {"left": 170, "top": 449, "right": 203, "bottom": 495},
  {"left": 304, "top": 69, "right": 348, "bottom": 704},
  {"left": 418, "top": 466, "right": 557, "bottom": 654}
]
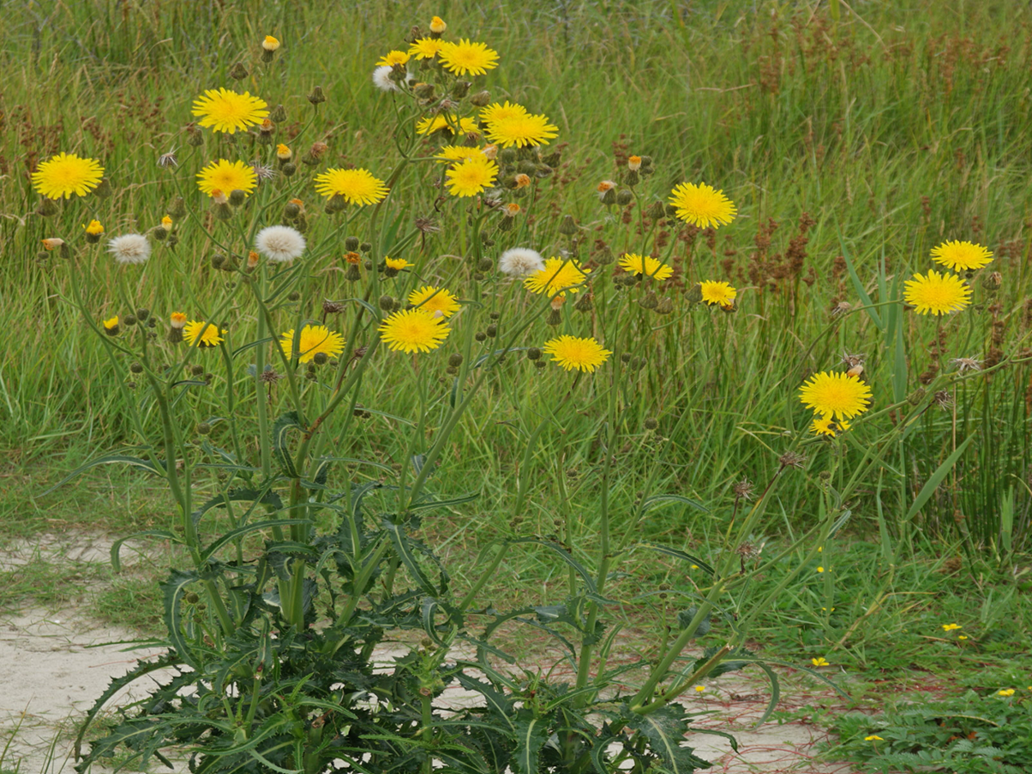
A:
[{"left": 0, "top": 0, "right": 1029, "bottom": 678}]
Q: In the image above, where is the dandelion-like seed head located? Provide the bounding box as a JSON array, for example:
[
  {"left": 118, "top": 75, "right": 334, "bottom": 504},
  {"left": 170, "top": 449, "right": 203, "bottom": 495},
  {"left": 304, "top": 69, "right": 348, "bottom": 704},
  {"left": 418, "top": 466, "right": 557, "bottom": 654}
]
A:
[
  {"left": 184, "top": 320, "right": 224, "bottom": 348},
  {"left": 191, "top": 88, "right": 268, "bottom": 134},
  {"left": 930, "top": 240, "right": 993, "bottom": 272},
  {"left": 255, "top": 225, "right": 306, "bottom": 263},
  {"left": 379, "top": 309, "right": 450, "bottom": 354},
  {"left": 524, "top": 257, "right": 588, "bottom": 297},
  {"left": 499, "top": 247, "right": 545, "bottom": 277},
  {"left": 699, "top": 281, "right": 737, "bottom": 306},
  {"left": 197, "top": 159, "right": 257, "bottom": 198},
  {"left": 903, "top": 270, "right": 973, "bottom": 316},
  {"left": 108, "top": 234, "right": 152, "bottom": 265},
  {"left": 669, "top": 182, "right": 737, "bottom": 228},
  {"left": 313, "top": 168, "right": 389, "bottom": 206},
  {"left": 618, "top": 253, "right": 674, "bottom": 282},
  {"left": 408, "top": 285, "right": 460, "bottom": 318},
  {"left": 280, "top": 325, "right": 345, "bottom": 363},
  {"left": 542, "top": 335, "right": 612, "bottom": 373},
  {"left": 31, "top": 152, "right": 104, "bottom": 199},
  {"left": 799, "top": 371, "right": 873, "bottom": 421},
  {"left": 445, "top": 156, "right": 498, "bottom": 197},
  {"left": 438, "top": 39, "right": 499, "bottom": 76}
]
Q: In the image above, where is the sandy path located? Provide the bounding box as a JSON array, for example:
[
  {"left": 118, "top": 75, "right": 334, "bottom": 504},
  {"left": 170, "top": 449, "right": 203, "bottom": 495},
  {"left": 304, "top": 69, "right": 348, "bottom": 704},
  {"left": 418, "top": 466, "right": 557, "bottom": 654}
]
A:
[{"left": 0, "top": 534, "right": 855, "bottom": 774}]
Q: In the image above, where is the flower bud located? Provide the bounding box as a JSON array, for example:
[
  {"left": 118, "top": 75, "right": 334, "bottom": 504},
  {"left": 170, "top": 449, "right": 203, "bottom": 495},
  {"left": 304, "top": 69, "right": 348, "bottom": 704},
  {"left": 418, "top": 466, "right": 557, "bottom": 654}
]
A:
[
  {"left": 448, "top": 354, "right": 464, "bottom": 368},
  {"left": 547, "top": 308, "right": 562, "bottom": 326},
  {"left": 644, "top": 417, "right": 659, "bottom": 430},
  {"left": 414, "top": 82, "right": 435, "bottom": 99},
  {"left": 281, "top": 162, "right": 297, "bottom": 177},
  {"left": 346, "top": 263, "right": 361, "bottom": 281},
  {"left": 486, "top": 324, "right": 498, "bottom": 338},
  {"left": 313, "top": 352, "right": 328, "bottom": 365},
  {"left": 187, "top": 128, "right": 204, "bottom": 147},
  {"left": 136, "top": 308, "right": 150, "bottom": 322},
  {"left": 191, "top": 364, "right": 205, "bottom": 376},
  {"left": 210, "top": 253, "right": 225, "bottom": 269},
  {"left": 559, "top": 215, "right": 578, "bottom": 235},
  {"left": 574, "top": 293, "right": 593, "bottom": 313},
  {"left": 601, "top": 187, "right": 617, "bottom": 205},
  {"left": 469, "top": 90, "right": 491, "bottom": 107},
  {"left": 616, "top": 189, "right": 634, "bottom": 207},
  {"left": 93, "top": 178, "right": 112, "bottom": 198},
  {"left": 655, "top": 297, "right": 674, "bottom": 315},
  {"left": 152, "top": 225, "right": 168, "bottom": 241},
  {"left": 360, "top": 242, "right": 372, "bottom": 253},
  {"left": 452, "top": 80, "right": 471, "bottom": 98},
  {"left": 527, "top": 347, "right": 542, "bottom": 361},
  {"left": 594, "top": 246, "right": 614, "bottom": 265},
  {"left": 325, "top": 194, "right": 346, "bottom": 214},
  {"left": 685, "top": 283, "right": 703, "bottom": 305},
  {"left": 167, "top": 327, "right": 183, "bottom": 344},
  {"left": 196, "top": 422, "right": 212, "bottom": 435},
  {"left": 624, "top": 169, "right": 640, "bottom": 187},
  {"left": 500, "top": 148, "right": 517, "bottom": 165},
  {"left": 213, "top": 202, "right": 233, "bottom": 220},
  {"left": 646, "top": 201, "right": 666, "bottom": 220},
  {"left": 38, "top": 198, "right": 59, "bottom": 217},
  {"left": 429, "top": 16, "right": 447, "bottom": 34},
  {"left": 639, "top": 290, "right": 658, "bottom": 310},
  {"left": 982, "top": 271, "right": 1002, "bottom": 291},
  {"left": 229, "top": 61, "right": 249, "bottom": 80},
  {"left": 227, "top": 189, "right": 246, "bottom": 207},
  {"left": 123, "top": 314, "right": 137, "bottom": 327},
  {"left": 639, "top": 155, "right": 653, "bottom": 168},
  {"left": 477, "top": 257, "right": 493, "bottom": 272},
  {"left": 130, "top": 362, "right": 144, "bottom": 374},
  {"left": 307, "top": 85, "right": 327, "bottom": 104},
  {"left": 907, "top": 387, "right": 927, "bottom": 406},
  {"left": 543, "top": 151, "right": 561, "bottom": 167},
  {"left": 475, "top": 331, "right": 487, "bottom": 341}
]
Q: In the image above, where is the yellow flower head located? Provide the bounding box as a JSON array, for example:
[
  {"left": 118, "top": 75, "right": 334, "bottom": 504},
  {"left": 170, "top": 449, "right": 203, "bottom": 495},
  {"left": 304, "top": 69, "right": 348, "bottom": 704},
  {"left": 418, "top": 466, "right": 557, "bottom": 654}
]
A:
[
  {"left": 699, "top": 280, "right": 737, "bottom": 306},
  {"left": 184, "top": 320, "right": 224, "bottom": 348},
  {"left": 379, "top": 309, "right": 450, "bottom": 353},
  {"left": 930, "top": 240, "right": 993, "bottom": 272},
  {"left": 435, "top": 145, "right": 487, "bottom": 163},
  {"left": 170, "top": 312, "right": 187, "bottom": 329},
  {"left": 276, "top": 144, "right": 292, "bottom": 161},
  {"left": 191, "top": 88, "right": 268, "bottom": 134},
  {"left": 628, "top": 155, "right": 642, "bottom": 171},
  {"left": 903, "top": 270, "right": 973, "bottom": 315},
  {"left": 438, "top": 39, "right": 499, "bottom": 76},
  {"left": 941, "top": 623, "right": 962, "bottom": 631},
  {"left": 197, "top": 159, "right": 257, "bottom": 198},
  {"left": 408, "top": 285, "right": 460, "bottom": 318},
  {"left": 998, "top": 689, "right": 1016, "bottom": 697},
  {"left": 408, "top": 37, "right": 445, "bottom": 60},
  {"left": 816, "top": 566, "right": 825, "bottom": 573},
  {"left": 161, "top": 215, "right": 173, "bottom": 229},
  {"left": 385, "top": 257, "right": 411, "bottom": 271},
  {"left": 480, "top": 101, "right": 529, "bottom": 125},
  {"left": 669, "top": 182, "right": 737, "bottom": 228},
  {"left": 279, "top": 325, "right": 345, "bottom": 363},
  {"left": 618, "top": 253, "right": 674, "bottom": 282},
  {"left": 313, "top": 168, "right": 389, "bottom": 206},
  {"left": 486, "top": 112, "right": 559, "bottom": 148},
  {"left": 84, "top": 220, "right": 105, "bottom": 236},
  {"left": 377, "top": 50, "right": 410, "bottom": 67},
  {"left": 262, "top": 35, "right": 280, "bottom": 52},
  {"left": 416, "top": 114, "right": 479, "bottom": 136},
  {"left": 864, "top": 735, "right": 883, "bottom": 742},
  {"left": 694, "top": 685, "right": 706, "bottom": 693},
  {"left": 811, "top": 657, "right": 829, "bottom": 667},
  {"left": 542, "top": 335, "right": 612, "bottom": 373},
  {"left": 429, "top": 16, "right": 447, "bottom": 34},
  {"left": 799, "top": 371, "right": 873, "bottom": 421},
  {"left": 31, "top": 152, "right": 104, "bottom": 199},
  {"left": 811, "top": 415, "right": 851, "bottom": 437},
  {"left": 445, "top": 156, "right": 498, "bottom": 197},
  {"left": 102, "top": 316, "right": 119, "bottom": 333},
  {"left": 524, "top": 257, "right": 588, "bottom": 297}
]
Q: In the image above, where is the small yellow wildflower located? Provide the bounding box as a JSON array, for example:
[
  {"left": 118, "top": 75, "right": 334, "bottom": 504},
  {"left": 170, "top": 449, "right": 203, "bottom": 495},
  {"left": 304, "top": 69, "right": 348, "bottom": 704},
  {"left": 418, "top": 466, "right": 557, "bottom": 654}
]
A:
[
  {"left": 811, "top": 657, "right": 829, "bottom": 667},
  {"left": 998, "top": 689, "right": 1015, "bottom": 697},
  {"left": 262, "top": 35, "right": 280, "bottom": 52},
  {"left": 941, "top": 623, "right": 961, "bottom": 632},
  {"left": 864, "top": 735, "right": 883, "bottom": 742}
]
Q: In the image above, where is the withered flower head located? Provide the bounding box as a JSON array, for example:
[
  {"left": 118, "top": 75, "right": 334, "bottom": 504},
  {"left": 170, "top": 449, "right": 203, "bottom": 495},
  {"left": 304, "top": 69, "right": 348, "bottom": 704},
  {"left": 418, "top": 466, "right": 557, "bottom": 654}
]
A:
[
  {"left": 733, "top": 479, "right": 755, "bottom": 501},
  {"left": 778, "top": 450, "right": 806, "bottom": 470},
  {"left": 950, "top": 357, "right": 982, "bottom": 373}
]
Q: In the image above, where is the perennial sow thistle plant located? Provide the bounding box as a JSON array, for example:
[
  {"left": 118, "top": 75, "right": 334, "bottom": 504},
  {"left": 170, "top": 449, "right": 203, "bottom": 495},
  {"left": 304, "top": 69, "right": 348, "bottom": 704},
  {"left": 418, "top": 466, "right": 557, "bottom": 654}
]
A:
[{"left": 24, "top": 13, "right": 1013, "bottom": 775}]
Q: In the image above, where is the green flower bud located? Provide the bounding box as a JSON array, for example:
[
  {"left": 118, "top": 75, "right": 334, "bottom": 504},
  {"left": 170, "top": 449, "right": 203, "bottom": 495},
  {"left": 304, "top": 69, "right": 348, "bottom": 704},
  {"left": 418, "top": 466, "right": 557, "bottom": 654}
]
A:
[
  {"left": 169, "top": 196, "right": 187, "bottom": 219},
  {"left": 469, "top": 90, "right": 491, "bottom": 107},
  {"left": 130, "top": 362, "right": 144, "bottom": 374},
  {"left": 281, "top": 162, "right": 297, "bottom": 177},
  {"left": 527, "top": 347, "right": 542, "bottom": 361},
  {"left": 448, "top": 354, "right": 464, "bottom": 368},
  {"left": 307, "top": 85, "right": 327, "bottom": 104},
  {"left": 229, "top": 189, "right": 247, "bottom": 207},
  {"left": 644, "top": 418, "right": 659, "bottom": 430},
  {"left": 616, "top": 189, "right": 634, "bottom": 207},
  {"left": 38, "top": 198, "right": 59, "bottom": 217},
  {"left": 123, "top": 314, "right": 137, "bottom": 326},
  {"left": 229, "top": 61, "right": 249, "bottom": 80},
  {"left": 313, "top": 352, "right": 328, "bottom": 365},
  {"left": 269, "top": 104, "right": 287, "bottom": 122},
  {"left": 196, "top": 422, "right": 212, "bottom": 435},
  {"left": 559, "top": 215, "right": 578, "bottom": 235}
]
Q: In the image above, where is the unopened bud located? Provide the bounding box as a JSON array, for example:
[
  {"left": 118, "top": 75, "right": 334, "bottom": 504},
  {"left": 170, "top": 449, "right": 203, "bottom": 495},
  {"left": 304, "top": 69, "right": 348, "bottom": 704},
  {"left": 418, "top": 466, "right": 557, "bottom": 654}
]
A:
[
  {"left": 229, "top": 61, "right": 249, "bottom": 80},
  {"left": 187, "top": 128, "right": 204, "bottom": 147},
  {"left": 601, "top": 187, "right": 617, "bottom": 206},
  {"left": 982, "top": 271, "right": 1002, "bottom": 291},
  {"left": 281, "top": 162, "right": 297, "bottom": 177},
  {"left": 313, "top": 352, "right": 328, "bottom": 365},
  {"left": 646, "top": 201, "right": 666, "bottom": 220},
  {"left": 284, "top": 202, "right": 301, "bottom": 218},
  {"left": 270, "top": 103, "right": 287, "bottom": 122},
  {"left": 644, "top": 417, "right": 659, "bottom": 430},
  {"left": 196, "top": 422, "right": 212, "bottom": 435},
  {"left": 448, "top": 354, "right": 464, "bottom": 368},
  {"left": 907, "top": 388, "right": 927, "bottom": 406},
  {"left": 360, "top": 242, "right": 372, "bottom": 253},
  {"left": 475, "top": 331, "right": 487, "bottom": 342},
  {"left": 346, "top": 264, "right": 361, "bottom": 281},
  {"left": 379, "top": 295, "right": 396, "bottom": 312},
  {"left": 469, "top": 90, "right": 491, "bottom": 107},
  {"left": 93, "top": 178, "right": 112, "bottom": 198},
  {"left": 130, "top": 362, "right": 144, "bottom": 374},
  {"left": 307, "top": 85, "right": 326, "bottom": 104},
  {"left": 574, "top": 293, "right": 593, "bottom": 313},
  {"left": 38, "top": 199, "right": 59, "bottom": 217},
  {"left": 625, "top": 169, "right": 640, "bottom": 187},
  {"left": 616, "top": 189, "right": 634, "bottom": 207},
  {"left": 686, "top": 284, "right": 703, "bottom": 305},
  {"left": 639, "top": 290, "right": 658, "bottom": 310},
  {"left": 559, "top": 215, "right": 578, "bottom": 235},
  {"left": 500, "top": 148, "right": 517, "bottom": 165},
  {"left": 486, "top": 324, "right": 498, "bottom": 338},
  {"left": 153, "top": 225, "right": 168, "bottom": 241},
  {"left": 452, "top": 81, "right": 471, "bottom": 98}
]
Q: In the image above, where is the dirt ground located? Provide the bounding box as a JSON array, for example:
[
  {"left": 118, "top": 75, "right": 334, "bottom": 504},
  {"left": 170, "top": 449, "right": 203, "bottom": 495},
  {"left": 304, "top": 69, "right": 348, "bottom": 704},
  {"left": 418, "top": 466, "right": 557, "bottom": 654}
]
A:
[{"left": 0, "top": 534, "right": 858, "bottom": 774}]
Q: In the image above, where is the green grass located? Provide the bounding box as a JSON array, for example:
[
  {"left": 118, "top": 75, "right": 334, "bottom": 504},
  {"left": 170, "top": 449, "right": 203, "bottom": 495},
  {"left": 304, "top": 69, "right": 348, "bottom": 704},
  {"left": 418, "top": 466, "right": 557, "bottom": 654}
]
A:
[{"left": 0, "top": 0, "right": 1029, "bottom": 754}]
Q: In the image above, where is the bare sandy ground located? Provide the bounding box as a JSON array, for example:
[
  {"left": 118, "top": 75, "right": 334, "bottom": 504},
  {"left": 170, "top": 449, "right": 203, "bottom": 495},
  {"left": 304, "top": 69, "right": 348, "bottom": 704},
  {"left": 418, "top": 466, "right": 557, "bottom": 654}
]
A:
[{"left": 0, "top": 534, "right": 856, "bottom": 774}]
